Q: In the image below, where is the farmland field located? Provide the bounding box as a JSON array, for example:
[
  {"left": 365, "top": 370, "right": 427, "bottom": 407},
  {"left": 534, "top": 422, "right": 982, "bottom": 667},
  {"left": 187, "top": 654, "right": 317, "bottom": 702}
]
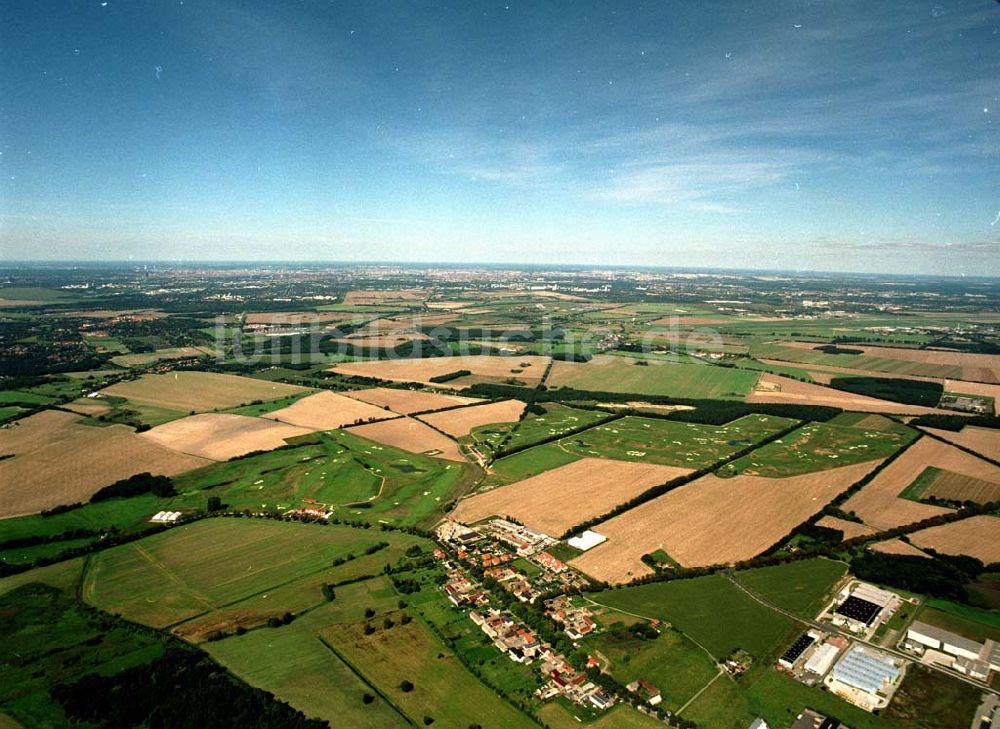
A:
[
  {"left": 321, "top": 615, "right": 536, "bottom": 728},
  {"left": 0, "top": 410, "right": 209, "bottom": 517},
  {"left": 82, "top": 519, "right": 418, "bottom": 628},
  {"left": 265, "top": 390, "right": 398, "bottom": 430},
  {"left": 344, "top": 386, "right": 482, "bottom": 414},
  {"left": 346, "top": 417, "right": 465, "bottom": 461},
  {"left": 451, "top": 457, "right": 692, "bottom": 536},
  {"left": 843, "top": 437, "right": 1000, "bottom": 529},
  {"left": 332, "top": 354, "right": 550, "bottom": 388},
  {"left": 100, "top": 371, "right": 310, "bottom": 412},
  {"left": 203, "top": 577, "right": 410, "bottom": 727},
  {"left": 731, "top": 558, "right": 847, "bottom": 618},
  {"left": 417, "top": 398, "right": 525, "bottom": 437},
  {"left": 570, "top": 460, "right": 878, "bottom": 581},
  {"left": 901, "top": 466, "right": 1000, "bottom": 504},
  {"left": 547, "top": 356, "right": 760, "bottom": 399},
  {"left": 746, "top": 373, "right": 948, "bottom": 414},
  {"left": 921, "top": 425, "right": 1000, "bottom": 462},
  {"left": 717, "top": 420, "right": 913, "bottom": 478},
  {"left": 907, "top": 515, "right": 1000, "bottom": 563},
  {"left": 581, "top": 620, "right": 719, "bottom": 713},
  {"left": 595, "top": 572, "right": 797, "bottom": 660},
  {"left": 141, "top": 413, "right": 313, "bottom": 460}
]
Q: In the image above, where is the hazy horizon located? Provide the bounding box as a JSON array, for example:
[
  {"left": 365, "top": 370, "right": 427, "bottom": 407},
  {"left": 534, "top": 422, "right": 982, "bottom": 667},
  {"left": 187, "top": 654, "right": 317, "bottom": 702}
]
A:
[{"left": 2, "top": 1, "right": 998, "bottom": 276}]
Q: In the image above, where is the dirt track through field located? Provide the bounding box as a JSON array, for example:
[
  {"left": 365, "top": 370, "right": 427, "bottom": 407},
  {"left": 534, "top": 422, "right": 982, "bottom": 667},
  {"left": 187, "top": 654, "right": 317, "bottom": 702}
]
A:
[
  {"left": 843, "top": 437, "right": 1000, "bottom": 529},
  {"left": 569, "top": 460, "right": 880, "bottom": 584},
  {"left": 141, "top": 413, "right": 313, "bottom": 461},
  {"left": 450, "top": 458, "right": 691, "bottom": 536},
  {"left": 0, "top": 410, "right": 209, "bottom": 517}
]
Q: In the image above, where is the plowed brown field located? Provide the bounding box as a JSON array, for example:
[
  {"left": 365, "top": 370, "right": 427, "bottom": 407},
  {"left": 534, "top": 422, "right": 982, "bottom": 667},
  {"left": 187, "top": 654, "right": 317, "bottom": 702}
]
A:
[
  {"left": 331, "top": 355, "right": 550, "bottom": 389},
  {"left": 347, "top": 417, "right": 465, "bottom": 461},
  {"left": 266, "top": 391, "right": 397, "bottom": 430},
  {"left": 344, "top": 387, "right": 482, "bottom": 414},
  {"left": 908, "top": 515, "right": 1000, "bottom": 563}
]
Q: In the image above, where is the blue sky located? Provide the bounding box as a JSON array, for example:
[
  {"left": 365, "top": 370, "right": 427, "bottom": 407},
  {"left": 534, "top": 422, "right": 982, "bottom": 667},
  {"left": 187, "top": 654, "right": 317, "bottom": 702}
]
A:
[{"left": 1, "top": 1, "right": 998, "bottom": 274}]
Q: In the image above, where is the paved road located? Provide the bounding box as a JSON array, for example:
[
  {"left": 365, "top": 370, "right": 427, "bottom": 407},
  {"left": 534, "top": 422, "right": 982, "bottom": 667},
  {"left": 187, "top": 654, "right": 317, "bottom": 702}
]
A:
[{"left": 722, "top": 572, "right": 999, "bottom": 698}]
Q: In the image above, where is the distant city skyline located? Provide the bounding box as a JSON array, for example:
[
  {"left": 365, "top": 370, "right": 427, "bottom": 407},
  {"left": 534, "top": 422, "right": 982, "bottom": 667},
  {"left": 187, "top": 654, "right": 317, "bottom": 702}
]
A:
[{"left": 1, "top": 1, "right": 998, "bottom": 275}]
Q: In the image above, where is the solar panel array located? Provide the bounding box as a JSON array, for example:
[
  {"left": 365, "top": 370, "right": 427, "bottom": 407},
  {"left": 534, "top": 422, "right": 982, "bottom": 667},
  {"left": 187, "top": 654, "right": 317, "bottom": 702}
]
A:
[
  {"left": 831, "top": 648, "right": 899, "bottom": 695},
  {"left": 780, "top": 633, "right": 816, "bottom": 666},
  {"left": 834, "top": 595, "right": 881, "bottom": 625}
]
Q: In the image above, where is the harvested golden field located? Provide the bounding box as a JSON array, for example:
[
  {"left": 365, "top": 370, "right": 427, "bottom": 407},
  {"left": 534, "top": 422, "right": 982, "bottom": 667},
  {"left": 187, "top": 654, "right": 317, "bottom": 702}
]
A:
[
  {"left": 62, "top": 398, "right": 112, "bottom": 416},
  {"left": 347, "top": 417, "right": 465, "bottom": 461},
  {"left": 842, "top": 437, "right": 1000, "bottom": 529},
  {"left": 569, "top": 460, "right": 879, "bottom": 583},
  {"left": 331, "top": 355, "right": 550, "bottom": 388},
  {"left": 815, "top": 516, "right": 876, "bottom": 540},
  {"left": 265, "top": 390, "right": 397, "bottom": 430},
  {"left": 344, "top": 386, "right": 482, "bottom": 415},
  {"left": 943, "top": 379, "right": 1000, "bottom": 402},
  {"left": 110, "top": 346, "right": 214, "bottom": 368},
  {"left": 419, "top": 399, "right": 525, "bottom": 437},
  {"left": 334, "top": 333, "right": 429, "bottom": 348},
  {"left": 101, "top": 371, "right": 310, "bottom": 412},
  {"left": 921, "top": 426, "right": 1000, "bottom": 462},
  {"left": 924, "top": 470, "right": 1000, "bottom": 504},
  {"left": 450, "top": 458, "right": 690, "bottom": 536},
  {"left": 870, "top": 539, "right": 929, "bottom": 558},
  {"left": 908, "top": 515, "right": 1000, "bottom": 563},
  {"left": 141, "top": 413, "right": 313, "bottom": 461},
  {"left": 0, "top": 411, "right": 208, "bottom": 517},
  {"left": 746, "top": 373, "right": 945, "bottom": 415}
]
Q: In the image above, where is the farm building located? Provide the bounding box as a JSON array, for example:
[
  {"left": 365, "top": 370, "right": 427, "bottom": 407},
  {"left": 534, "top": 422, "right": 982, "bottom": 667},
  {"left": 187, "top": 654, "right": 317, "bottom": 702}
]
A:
[
  {"left": 825, "top": 645, "right": 902, "bottom": 711},
  {"left": 790, "top": 709, "right": 842, "bottom": 729},
  {"left": 567, "top": 530, "right": 607, "bottom": 551},
  {"left": 829, "top": 582, "right": 897, "bottom": 634},
  {"left": 804, "top": 642, "right": 842, "bottom": 677},
  {"left": 904, "top": 621, "right": 1000, "bottom": 681},
  {"left": 779, "top": 632, "right": 817, "bottom": 669}
]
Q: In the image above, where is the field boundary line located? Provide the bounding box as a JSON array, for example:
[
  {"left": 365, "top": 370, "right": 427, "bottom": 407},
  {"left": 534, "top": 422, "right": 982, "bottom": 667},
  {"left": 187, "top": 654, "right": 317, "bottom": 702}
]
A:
[
  {"left": 676, "top": 669, "right": 724, "bottom": 716},
  {"left": 580, "top": 595, "right": 720, "bottom": 666},
  {"left": 315, "top": 634, "right": 415, "bottom": 726}
]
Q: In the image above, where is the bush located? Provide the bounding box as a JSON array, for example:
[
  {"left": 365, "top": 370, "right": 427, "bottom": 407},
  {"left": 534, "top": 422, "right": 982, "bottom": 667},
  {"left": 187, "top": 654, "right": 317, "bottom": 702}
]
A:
[{"left": 400, "top": 680, "right": 414, "bottom": 692}]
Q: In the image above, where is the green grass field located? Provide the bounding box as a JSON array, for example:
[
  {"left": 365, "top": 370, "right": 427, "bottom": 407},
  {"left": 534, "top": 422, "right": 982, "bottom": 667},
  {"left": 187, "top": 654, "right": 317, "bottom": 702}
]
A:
[
  {"left": 582, "top": 624, "right": 718, "bottom": 712},
  {"left": 549, "top": 357, "right": 761, "bottom": 400},
  {"left": 916, "top": 602, "right": 1000, "bottom": 642},
  {"left": 556, "top": 414, "right": 797, "bottom": 468},
  {"left": 474, "top": 403, "right": 610, "bottom": 456},
  {"left": 595, "top": 573, "right": 797, "bottom": 661},
  {"left": 0, "top": 389, "right": 52, "bottom": 405},
  {"left": 731, "top": 558, "right": 847, "bottom": 618},
  {"left": 203, "top": 576, "right": 409, "bottom": 728},
  {"left": 219, "top": 390, "right": 314, "bottom": 416},
  {"left": 718, "top": 421, "right": 913, "bottom": 478},
  {"left": 82, "top": 519, "right": 425, "bottom": 628},
  {"left": 482, "top": 413, "right": 796, "bottom": 488}
]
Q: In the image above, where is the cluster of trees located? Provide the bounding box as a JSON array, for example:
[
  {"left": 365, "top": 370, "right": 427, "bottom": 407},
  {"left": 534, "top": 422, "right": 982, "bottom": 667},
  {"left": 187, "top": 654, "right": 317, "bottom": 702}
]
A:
[
  {"left": 51, "top": 645, "right": 328, "bottom": 728},
  {"left": 90, "top": 472, "right": 175, "bottom": 502},
  {"left": 828, "top": 376, "right": 943, "bottom": 407},
  {"left": 850, "top": 552, "right": 973, "bottom": 602},
  {"left": 429, "top": 369, "right": 472, "bottom": 383}
]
